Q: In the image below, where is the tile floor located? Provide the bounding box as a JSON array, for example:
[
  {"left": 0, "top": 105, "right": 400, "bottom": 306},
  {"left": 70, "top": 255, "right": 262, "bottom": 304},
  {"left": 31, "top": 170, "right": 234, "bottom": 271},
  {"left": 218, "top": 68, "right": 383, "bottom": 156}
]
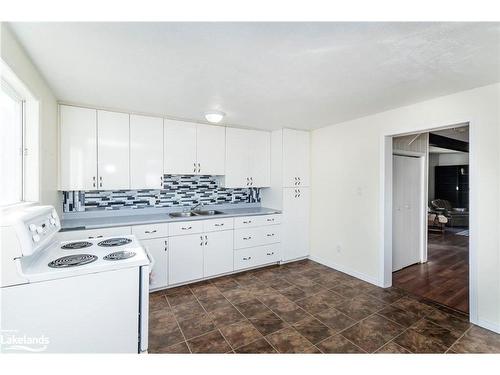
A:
[{"left": 149, "top": 260, "right": 500, "bottom": 354}]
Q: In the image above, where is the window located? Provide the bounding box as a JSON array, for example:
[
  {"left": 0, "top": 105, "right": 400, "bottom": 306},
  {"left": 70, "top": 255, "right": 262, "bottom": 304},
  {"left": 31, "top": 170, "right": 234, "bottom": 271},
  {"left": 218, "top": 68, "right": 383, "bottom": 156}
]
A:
[{"left": 0, "top": 80, "right": 25, "bottom": 206}]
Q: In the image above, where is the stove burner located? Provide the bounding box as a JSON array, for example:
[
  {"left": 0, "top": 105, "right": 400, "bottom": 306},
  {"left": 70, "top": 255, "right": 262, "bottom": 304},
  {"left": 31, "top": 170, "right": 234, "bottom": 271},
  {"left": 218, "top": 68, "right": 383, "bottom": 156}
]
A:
[
  {"left": 103, "top": 251, "right": 136, "bottom": 261},
  {"left": 48, "top": 254, "right": 97, "bottom": 268},
  {"left": 97, "top": 238, "right": 132, "bottom": 247},
  {"left": 61, "top": 241, "right": 93, "bottom": 250}
]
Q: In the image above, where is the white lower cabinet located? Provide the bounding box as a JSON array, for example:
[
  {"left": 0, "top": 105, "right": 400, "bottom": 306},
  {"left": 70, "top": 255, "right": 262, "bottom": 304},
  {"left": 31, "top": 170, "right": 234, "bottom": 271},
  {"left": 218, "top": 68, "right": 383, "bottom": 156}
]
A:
[
  {"left": 168, "top": 233, "right": 204, "bottom": 285},
  {"left": 282, "top": 187, "right": 310, "bottom": 261},
  {"left": 142, "top": 237, "right": 169, "bottom": 290},
  {"left": 234, "top": 244, "right": 281, "bottom": 271},
  {"left": 203, "top": 230, "right": 233, "bottom": 278}
]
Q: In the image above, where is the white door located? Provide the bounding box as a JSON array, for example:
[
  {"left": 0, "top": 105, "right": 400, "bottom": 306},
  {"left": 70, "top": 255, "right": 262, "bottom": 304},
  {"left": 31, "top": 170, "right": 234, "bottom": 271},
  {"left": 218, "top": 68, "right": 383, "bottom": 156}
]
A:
[
  {"left": 225, "top": 127, "right": 251, "bottom": 187},
  {"left": 203, "top": 230, "right": 233, "bottom": 277},
  {"left": 168, "top": 234, "right": 204, "bottom": 285},
  {"left": 97, "top": 110, "right": 130, "bottom": 190},
  {"left": 141, "top": 237, "right": 168, "bottom": 290},
  {"left": 59, "top": 105, "right": 97, "bottom": 190},
  {"left": 282, "top": 187, "right": 310, "bottom": 261},
  {"left": 164, "top": 119, "right": 197, "bottom": 175},
  {"left": 130, "top": 115, "right": 164, "bottom": 189},
  {"left": 196, "top": 124, "right": 225, "bottom": 175},
  {"left": 392, "top": 155, "right": 422, "bottom": 271},
  {"left": 248, "top": 129, "right": 271, "bottom": 187}
]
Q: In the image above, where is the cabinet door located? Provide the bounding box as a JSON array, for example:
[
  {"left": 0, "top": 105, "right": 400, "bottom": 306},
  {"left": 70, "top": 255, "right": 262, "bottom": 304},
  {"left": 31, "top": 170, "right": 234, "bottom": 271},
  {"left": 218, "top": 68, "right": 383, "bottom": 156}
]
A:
[
  {"left": 203, "top": 230, "right": 233, "bottom": 277},
  {"left": 224, "top": 127, "right": 251, "bottom": 187},
  {"left": 59, "top": 105, "right": 97, "bottom": 190},
  {"left": 97, "top": 110, "right": 130, "bottom": 190},
  {"left": 168, "top": 233, "right": 204, "bottom": 285},
  {"left": 249, "top": 130, "right": 271, "bottom": 187},
  {"left": 130, "top": 115, "right": 164, "bottom": 189},
  {"left": 282, "top": 187, "right": 310, "bottom": 261},
  {"left": 141, "top": 238, "right": 168, "bottom": 290},
  {"left": 196, "top": 124, "right": 225, "bottom": 175},
  {"left": 283, "top": 129, "right": 310, "bottom": 187},
  {"left": 164, "top": 119, "right": 197, "bottom": 175}
]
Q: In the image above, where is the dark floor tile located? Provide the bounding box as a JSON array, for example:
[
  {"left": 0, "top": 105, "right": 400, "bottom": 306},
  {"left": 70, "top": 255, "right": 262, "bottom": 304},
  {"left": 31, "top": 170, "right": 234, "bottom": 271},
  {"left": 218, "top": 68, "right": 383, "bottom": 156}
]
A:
[
  {"left": 391, "top": 296, "right": 435, "bottom": 319},
  {"left": 280, "top": 286, "right": 308, "bottom": 301},
  {"left": 235, "top": 338, "right": 277, "bottom": 353},
  {"left": 177, "top": 313, "right": 216, "bottom": 340},
  {"left": 330, "top": 283, "right": 365, "bottom": 298},
  {"left": 249, "top": 310, "right": 288, "bottom": 336},
  {"left": 187, "top": 330, "right": 232, "bottom": 353},
  {"left": 166, "top": 290, "right": 196, "bottom": 307},
  {"left": 198, "top": 294, "right": 232, "bottom": 312},
  {"left": 150, "top": 341, "right": 190, "bottom": 354},
  {"left": 268, "top": 278, "right": 293, "bottom": 291},
  {"left": 272, "top": 301, "right": 311, "bottom": 324},
  {"left": 149, "top": 312, "right": 185, "bottom": 350},
  {"left": 314, "top": 308, "right": 356, "bottom": 333},
  {"left": 220, "top": 320, "right": 263, "bottom": 349},
  {"left": 377, "top": 305, "right": 420, "bottom": 327},
  {"left": 410, "top": 319, "right": 461, "bottom": 348},
  {"left": 234, "top": 298, "right": 272, "bottom": 318},
  {"left": 266, "top": 327, "right": 317, "bottom": 353},
  {"left": 295, "top": 294, "right": 331, "bottom": 314},
  {"left": 335, "top": 294, "right": 386, "bottom": 321},
  {"left": 368, "top": 288, "right": 405, "bottom": 304},
  {"left": 293, "top": 316, "right": 336, "bottom": 344},
  {"left": 315, "top": 290, "right": 349, "bottom": 308},
  {"left": 149, "top": 293, "right": 170, "bottom": 311},
  {"left": 375, "top": 342, "right": 410, "bottom": 354},
  {"left": 222, "top": 287, "right": 254, "bottom": 304},
  {"left": 208, "top": 305, "right": 245, "bottom": 327},
  {"left": 394, "top": 329, "right": 449, "bottom": 353},
  {"left": 189, "top": 283, "right": 221, "bottom": 299},
  {"left": 316, "top": 334, "right": 365, "bottom": 353},
  {"left": 171, "top": 300, "right": 205, "bottom": 321},
  {"left": 424, "top": 308, "right": 471, "bottom": 335},
  {"left": 341, "top": 314, "right": 404, "bottom": 353},
  {"left": 259, "top": 292, "right": 292, "bottom": 309},
  {"left": 212, "top": 277, "right": 241, "bottom": 292},
  {"left": 451, "top": 326, "right": 500, "bottom": 353},
  {"left": 164, "top": 285, "right": 191, "bottom": 296},
  {"left": 248, "top": 285, "right": 278, "bottom": 298}
]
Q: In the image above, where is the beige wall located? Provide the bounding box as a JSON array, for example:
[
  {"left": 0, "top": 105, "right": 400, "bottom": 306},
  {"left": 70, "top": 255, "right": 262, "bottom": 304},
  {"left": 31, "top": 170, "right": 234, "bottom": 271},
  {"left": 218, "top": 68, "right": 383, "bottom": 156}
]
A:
[
  {"left": 1, "top": 23, "right": 59, "bottom": 213},
  {"left": 310, "top": 83, "right": 500, "bottom": 332}
]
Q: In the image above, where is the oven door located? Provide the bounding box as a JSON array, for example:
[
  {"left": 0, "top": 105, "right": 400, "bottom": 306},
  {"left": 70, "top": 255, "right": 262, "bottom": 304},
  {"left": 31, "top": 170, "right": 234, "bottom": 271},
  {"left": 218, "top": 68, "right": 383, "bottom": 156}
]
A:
[{"left": 139, "top": 264, "right": 150, "bottom": 353}]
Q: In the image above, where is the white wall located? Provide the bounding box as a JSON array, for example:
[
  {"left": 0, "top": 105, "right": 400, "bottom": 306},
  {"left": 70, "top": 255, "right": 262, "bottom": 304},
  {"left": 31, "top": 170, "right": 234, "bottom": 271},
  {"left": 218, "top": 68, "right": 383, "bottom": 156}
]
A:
[
  {"left": 1, "top": 23, "right": 60, "bottom": 213},
  {"left": 310, "top": 83, "right": 500, "bottom": 332}
]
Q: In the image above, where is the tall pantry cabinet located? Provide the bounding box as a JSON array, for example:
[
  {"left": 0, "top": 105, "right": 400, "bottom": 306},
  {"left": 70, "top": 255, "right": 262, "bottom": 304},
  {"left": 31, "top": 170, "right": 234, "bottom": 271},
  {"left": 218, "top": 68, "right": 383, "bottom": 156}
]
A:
[{"left": 261, "top": 129, "right": 310, "bottom": 262}]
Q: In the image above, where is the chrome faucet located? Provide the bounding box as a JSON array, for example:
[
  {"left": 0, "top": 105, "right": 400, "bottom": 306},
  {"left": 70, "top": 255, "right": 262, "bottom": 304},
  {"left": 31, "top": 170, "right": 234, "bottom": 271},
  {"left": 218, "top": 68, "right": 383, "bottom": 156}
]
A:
[{"left": 191, "top": 202, "right": 204, "bottom": 212}]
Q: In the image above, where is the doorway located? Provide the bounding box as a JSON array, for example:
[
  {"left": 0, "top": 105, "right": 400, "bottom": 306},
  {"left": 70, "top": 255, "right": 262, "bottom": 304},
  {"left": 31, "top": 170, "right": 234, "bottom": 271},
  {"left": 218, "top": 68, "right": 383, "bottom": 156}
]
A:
[{"left": 390, "top": 125, "right": 470, "bottom": 314}]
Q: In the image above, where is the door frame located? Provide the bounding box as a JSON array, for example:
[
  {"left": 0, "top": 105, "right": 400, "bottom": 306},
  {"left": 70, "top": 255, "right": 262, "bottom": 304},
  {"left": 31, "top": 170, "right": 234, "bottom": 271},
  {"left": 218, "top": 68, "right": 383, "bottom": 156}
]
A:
[
  {"left": 380, "top": 121, "right": 476, "bottom": 324},
  {"left": 391, "top": 150, "right": 427, "bottom": 268}
]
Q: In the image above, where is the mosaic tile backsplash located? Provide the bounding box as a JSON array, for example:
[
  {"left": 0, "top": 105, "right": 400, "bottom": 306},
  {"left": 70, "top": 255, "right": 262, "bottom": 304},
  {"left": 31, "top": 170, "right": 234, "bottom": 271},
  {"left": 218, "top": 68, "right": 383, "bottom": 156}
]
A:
[{"left": 62, "top": 175, "right": 261, "bottom": 212}]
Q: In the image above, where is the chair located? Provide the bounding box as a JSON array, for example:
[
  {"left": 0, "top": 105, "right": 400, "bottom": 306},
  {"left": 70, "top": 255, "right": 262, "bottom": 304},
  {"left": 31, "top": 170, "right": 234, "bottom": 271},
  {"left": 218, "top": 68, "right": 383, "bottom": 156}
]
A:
[{"left": 430, "top": 199, "right": 469, "bottom": 227}]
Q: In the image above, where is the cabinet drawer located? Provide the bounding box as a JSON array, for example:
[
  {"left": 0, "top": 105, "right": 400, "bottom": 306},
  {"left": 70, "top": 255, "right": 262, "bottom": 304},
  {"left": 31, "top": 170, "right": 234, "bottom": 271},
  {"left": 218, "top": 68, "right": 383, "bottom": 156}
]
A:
[
  {"left": 131, "top": 223, "right": 169, "bottom": 240},
  {"left": 255, "top": 244, "right": 281, "bottom": 265},
  {"left": 234, "top": 225, "right": 281, "bottom": 249},
  {"left": 203, "top": 218, "right": 234, "bottom": 232},
  {"left": 169, "top": 220, "right": 203, "bottom": 236},
  {"left": 57, "top": 226, "right": 131, "bottom": 241},
  {"left": 234, "top": 214, "right": 281, "bottom": 228},
  {"left": 234, "top": 248, "right": 259, "bottom": 270}
]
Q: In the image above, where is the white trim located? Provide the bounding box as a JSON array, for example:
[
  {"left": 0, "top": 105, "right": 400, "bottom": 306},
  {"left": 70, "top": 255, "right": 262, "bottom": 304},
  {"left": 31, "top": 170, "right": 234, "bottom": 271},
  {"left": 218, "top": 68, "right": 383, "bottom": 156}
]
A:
[
  {"left": 475, "top": 319, "right": 500, "bottom": 334},
  {"left": 309, "top": 254, "right": 381, "bottom": 287},
  {"left": 381, "top": 120, "right": 477, "bottom": 326}
]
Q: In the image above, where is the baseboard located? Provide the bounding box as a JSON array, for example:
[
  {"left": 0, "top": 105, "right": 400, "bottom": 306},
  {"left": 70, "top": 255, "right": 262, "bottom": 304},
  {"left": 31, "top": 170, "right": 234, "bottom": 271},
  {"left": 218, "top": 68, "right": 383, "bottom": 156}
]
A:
[
  {"left": 474, "top": 318, "right": 500, "bottom": 334},
  {"left": 308, "top": 254, "right": 382, "bottom": 287}
]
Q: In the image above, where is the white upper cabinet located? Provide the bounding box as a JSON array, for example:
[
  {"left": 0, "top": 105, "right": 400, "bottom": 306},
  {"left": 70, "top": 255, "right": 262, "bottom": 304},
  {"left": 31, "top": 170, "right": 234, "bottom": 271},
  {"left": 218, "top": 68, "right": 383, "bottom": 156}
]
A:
[
  {"left": 196, "top": 124, "right": 225, "bottom": 175},
  {"left": 97, "top": 110, "right": 130, "bottom": 190},
  {"left": 283, "top": 129, "right": 310, "bottom": 187},
  {"left": 224, "top": 127, "right": 270, "bottom": 188},
  {"left": 130, "top": 115, "right": 164, "bottom": 189},
  {"left": 164, "top": 120, "right": 225, "bottom": 175},
  {"left": 59, "top": 105, "right": 97, "bottom": 191},
  {"left": 164, "top": 119, "right": 197, "bottom": 175}
]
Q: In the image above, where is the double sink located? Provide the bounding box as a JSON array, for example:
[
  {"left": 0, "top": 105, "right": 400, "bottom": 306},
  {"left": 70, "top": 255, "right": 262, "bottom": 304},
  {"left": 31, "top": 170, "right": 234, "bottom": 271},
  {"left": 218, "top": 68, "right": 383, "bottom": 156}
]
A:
[{"left": 169, "top": 209, "right": 225, "bottom": 218}]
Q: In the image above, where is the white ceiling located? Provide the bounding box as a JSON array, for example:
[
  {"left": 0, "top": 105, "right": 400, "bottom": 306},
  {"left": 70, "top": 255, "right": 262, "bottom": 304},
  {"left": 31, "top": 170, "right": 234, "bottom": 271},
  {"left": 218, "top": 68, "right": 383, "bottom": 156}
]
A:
[{"left": 8, "top": 22, "right": 500, "bottom": 130}]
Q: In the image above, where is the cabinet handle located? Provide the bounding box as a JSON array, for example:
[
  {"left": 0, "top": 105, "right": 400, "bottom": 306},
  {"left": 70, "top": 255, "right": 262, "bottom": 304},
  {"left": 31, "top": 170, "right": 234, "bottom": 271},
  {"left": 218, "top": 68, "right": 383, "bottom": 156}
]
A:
[
  {"left": 193, "top": 162, "right": 197, "bottom": 173},
  {"left": 267, "top": 252, "right": 274, "bottom": 256},
  {"left": 160, "top": 176, "right": 164, "bottom": 188},
  {"left": 145, "top": 230, "right": 157, "bottom": 234},
  {"left": 266, "top": 233, "right": 275, "bottom": 237},
  {"left": 164, "top": 240, "right": 168, "bottom": 251},
  {"left": 182, "top": 226, "right": 192, "bottom": 230},
  {"left": 93, "top": 176, "right": 96, "bottom": 188},
  {"left": 266, "top": 218, "right": 274, "bottom": 222},
  {"left": 205, "top": 235, "right": 208, "bottom": 246},
  {"left": 214, "top": 223, "right": 224, "bottom": 227},
  {"left": 200, "top": 235, "right": 203, "bottom": 246},
  {"left": 243, "top": 236, "right": 252, "bottom": 240},
  {"left": 198, "top": 163, "right": 201, "bottom": 173},
  {"left": 243, "top": 256, "right": 252, "bottom": 261},
  {"left": 243, "top": 220, "right": 252, "bottom": 224}
]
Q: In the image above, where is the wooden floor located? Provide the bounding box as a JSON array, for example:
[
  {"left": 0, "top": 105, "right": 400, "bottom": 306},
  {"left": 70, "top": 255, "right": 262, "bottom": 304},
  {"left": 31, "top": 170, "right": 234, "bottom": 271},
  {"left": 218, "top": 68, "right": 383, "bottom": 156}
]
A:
[{"left": 393, "top": 229, "right": 469, "bottom": 313}]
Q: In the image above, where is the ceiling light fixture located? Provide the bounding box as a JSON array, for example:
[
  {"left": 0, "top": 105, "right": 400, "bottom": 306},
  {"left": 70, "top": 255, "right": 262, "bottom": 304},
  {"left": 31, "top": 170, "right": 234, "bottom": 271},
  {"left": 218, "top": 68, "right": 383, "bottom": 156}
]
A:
[{"left": 205, "top": 110, "right": 225, "bottom": 124}]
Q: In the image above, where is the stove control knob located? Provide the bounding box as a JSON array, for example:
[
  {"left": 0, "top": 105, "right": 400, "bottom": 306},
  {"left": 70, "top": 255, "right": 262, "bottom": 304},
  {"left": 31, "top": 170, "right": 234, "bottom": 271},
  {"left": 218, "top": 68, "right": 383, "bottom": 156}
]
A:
[
  {"left": 29, "top": 224, "right": 37, "bottom": 232},
  {"left": 51, "top": 211, "right": 57, "bottom": 219},
  {"left": 49, "top": 218, "right": 56, "bottom": 225},
  {"left": 36, "top": 226, "right": 44, "bottom": 234},
  {"left": 32, "top": 234, "right": 41, "bottom": 243}
]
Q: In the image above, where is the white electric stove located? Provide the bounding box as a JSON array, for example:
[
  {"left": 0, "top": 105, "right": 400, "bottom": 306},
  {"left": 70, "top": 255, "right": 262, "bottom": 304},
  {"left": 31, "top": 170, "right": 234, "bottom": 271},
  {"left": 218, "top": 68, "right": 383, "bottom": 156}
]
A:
[{"left": 0, "top": 204, "right": 152, "bottom": 353}]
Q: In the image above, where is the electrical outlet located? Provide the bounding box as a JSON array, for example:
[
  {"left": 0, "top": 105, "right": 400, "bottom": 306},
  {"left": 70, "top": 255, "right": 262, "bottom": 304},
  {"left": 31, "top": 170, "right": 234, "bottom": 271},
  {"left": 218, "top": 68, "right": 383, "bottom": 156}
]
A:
[{"left": 336, "top": 244, "right": 342, "bottom": 253}]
